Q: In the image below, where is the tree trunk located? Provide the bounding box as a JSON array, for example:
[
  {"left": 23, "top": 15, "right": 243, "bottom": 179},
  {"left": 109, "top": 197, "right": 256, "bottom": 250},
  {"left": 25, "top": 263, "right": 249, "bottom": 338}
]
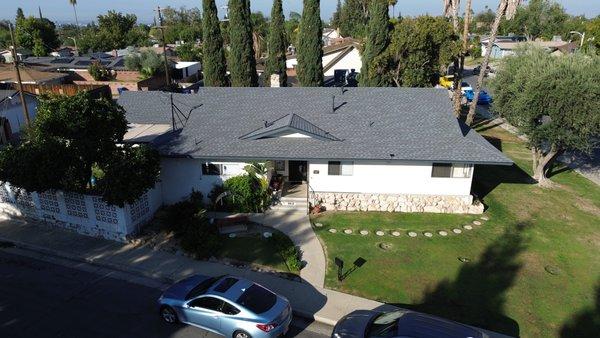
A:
[
  {"left": 73, "top": 5, "right": 79, "bottom": 30},
  {"left": 450, "top": 1, "right": 462, "bottom": 118},
  {"left": 454, "top": 0, "right": 472, "bottom": 118},
  {"left": 466, "top": 0, "right": 508, "bottom": 126},
  {"left": 532, "top": 145, "right": 563, "bottom": 187}
]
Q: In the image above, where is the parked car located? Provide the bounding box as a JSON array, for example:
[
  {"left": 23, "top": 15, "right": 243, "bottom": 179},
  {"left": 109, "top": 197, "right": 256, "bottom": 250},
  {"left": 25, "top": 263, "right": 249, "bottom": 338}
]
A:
[
  {"left": 158, "top": 275, "right": 292, "bottom": 338},
  {"left": 455, "top": 81, "right": 472, "bottom": 91},
  {"left": 473, "top": 65, "right": 492, "bottom": 76},
  {"left": 331, "top": 309, "right": 512, "bottom": 338},
  {"left": 439, "top": 75, "right": 454, "bottom": 89},
  {"left": 463, "top": 89, "right": 493, "bottom": 105}
]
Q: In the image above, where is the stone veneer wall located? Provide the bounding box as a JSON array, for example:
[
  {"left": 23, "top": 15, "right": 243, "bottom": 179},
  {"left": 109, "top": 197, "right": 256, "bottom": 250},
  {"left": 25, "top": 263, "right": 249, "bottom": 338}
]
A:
[{"left": 313, "top": 192, "right": 484, "bottom": 214}]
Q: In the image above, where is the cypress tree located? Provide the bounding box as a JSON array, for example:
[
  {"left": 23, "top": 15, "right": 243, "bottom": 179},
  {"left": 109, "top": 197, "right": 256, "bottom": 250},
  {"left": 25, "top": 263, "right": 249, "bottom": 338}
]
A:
[
  {"left": 264, "top": 0, "right": 288, "bottom": 87},
  {"left": 202, "top": 0, "right": 228, "bottom": 87},
  {"left": 297, "top": 0, "right": 323, "bottom": 87},
  {"left": 360, "top": 0, "right": 390, "bottom": 87},
  {"left": 331, "top": 0, "right": 342, "bottom": 29},
  {"left": 228, "top": 0, "right": 258, "bottom": 87}
]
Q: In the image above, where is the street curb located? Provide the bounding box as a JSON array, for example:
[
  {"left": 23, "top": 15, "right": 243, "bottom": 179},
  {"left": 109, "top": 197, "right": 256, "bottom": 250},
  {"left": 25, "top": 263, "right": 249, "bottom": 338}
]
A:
[{"left": 0, "top": 235, "right": 337, "bottom": 327}]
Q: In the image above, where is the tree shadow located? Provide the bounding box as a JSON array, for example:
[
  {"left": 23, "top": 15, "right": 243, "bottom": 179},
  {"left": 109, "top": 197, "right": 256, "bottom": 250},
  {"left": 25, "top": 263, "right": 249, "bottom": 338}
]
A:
[
  {"left": 387, "top": 223, "right": 528, "bottom": 337},
  {"left": 472, "top": 162, "right": 536, "bottom": 201},
  {"left": 559, "top": 280, "right": 600, "bottom": 338}
]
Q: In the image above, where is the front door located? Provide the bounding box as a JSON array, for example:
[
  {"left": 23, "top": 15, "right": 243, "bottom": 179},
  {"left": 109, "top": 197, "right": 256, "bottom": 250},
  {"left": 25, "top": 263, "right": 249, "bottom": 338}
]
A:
[{"left": 288, "top": 161, "right": 307, "bottom": 183}]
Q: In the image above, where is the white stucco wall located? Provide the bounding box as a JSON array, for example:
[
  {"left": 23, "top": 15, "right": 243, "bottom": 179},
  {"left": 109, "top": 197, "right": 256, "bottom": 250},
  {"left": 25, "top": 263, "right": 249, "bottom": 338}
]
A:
[
  {"left": 308, "top": 160, "right": 473, "bottom": 197},
  {"left": 324, "top": 48, "right": 363, "bottom": 76},
  {"left": 1, "top": 94, "right": 37, "bottom": 137},
  {"left": 159, "top": 158, "right": 247, "bottom": 204}
]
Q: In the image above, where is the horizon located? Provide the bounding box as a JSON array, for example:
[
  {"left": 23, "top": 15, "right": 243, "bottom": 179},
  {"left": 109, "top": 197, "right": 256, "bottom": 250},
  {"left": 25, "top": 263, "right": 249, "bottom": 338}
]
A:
[{"left": 1, "top": 0, "right": 599, "bottom": 24}]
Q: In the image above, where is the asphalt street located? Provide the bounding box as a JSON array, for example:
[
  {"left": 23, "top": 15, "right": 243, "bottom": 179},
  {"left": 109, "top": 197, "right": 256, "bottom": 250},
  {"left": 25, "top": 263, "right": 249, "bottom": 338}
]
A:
[{"left": 0, "top": 248, "right": 332, "bottom": 338}]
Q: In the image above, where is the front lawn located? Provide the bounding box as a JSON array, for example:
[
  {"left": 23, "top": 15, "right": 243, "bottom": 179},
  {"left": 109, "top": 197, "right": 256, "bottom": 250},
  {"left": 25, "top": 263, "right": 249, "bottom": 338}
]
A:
[{"left": 312, "top": 120, "right": 600, "bottom": 338}]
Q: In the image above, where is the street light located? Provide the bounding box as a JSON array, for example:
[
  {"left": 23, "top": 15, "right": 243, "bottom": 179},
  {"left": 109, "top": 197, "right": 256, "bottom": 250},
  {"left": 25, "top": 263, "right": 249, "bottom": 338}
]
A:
[
  {"left": 570, "top": 31, "right": 585, "bottom": 48},
  {"left": 67, "top": 37, "right": 78, "bottom": 54}
]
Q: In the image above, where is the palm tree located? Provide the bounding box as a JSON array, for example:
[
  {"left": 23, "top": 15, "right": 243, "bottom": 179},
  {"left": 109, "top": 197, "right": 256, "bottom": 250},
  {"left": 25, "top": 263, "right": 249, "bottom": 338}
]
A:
[
  {"left": 69, "top": 0, "right": 79, "bottom": 28},
  {"left": 466, "top": 0, "right": 522, "bottom": 125}
]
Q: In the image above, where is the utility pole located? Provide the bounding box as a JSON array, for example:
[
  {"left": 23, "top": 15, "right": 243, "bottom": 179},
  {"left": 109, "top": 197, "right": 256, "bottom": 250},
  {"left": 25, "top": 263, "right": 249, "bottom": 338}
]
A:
[
  {"left": 8, "top": 22, "right": 31, "bottom": 127},
  {"left": 154, "top": 6, "right": 171, "bottom": 89}
]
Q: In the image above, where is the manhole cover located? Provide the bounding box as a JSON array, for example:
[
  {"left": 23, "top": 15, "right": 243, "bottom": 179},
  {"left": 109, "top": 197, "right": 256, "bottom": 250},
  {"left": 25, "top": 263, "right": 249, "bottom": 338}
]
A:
[{"left": 379, "top": 242, "right": 393, "bottom": 250}]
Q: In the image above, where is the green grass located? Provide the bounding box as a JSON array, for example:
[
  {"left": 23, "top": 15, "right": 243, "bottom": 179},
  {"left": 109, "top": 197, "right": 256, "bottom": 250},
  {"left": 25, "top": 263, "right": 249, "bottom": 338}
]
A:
[
  {"left": 312, "top": 120, "right": 600, "bottom": 338},
  {"left": 217, "top": 231, "right": 299, "bottom": 273}
]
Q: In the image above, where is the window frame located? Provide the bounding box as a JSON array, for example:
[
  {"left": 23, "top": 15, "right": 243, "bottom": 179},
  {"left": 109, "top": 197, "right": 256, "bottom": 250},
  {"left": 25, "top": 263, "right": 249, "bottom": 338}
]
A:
[
  {"left": 328, "top": 161, "right": 354, "bottom": 176},
  {"left": 431, "top": 163, "right": 473, "bottom": 178},
  {"left": 188, "top": 296, "right": 224, "bottom": 312},
  {"left": 202, "top": 162, "right": 223, "bottom": 176}
]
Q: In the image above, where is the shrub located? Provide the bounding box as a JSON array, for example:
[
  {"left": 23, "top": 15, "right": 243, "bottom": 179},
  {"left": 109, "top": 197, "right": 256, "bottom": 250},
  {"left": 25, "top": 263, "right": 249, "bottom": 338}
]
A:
[
  {"left": 269, "top": 231, "right": 302, "bottom": 271},
  {"left": 179, "top": 210, "right": 222, "bottom": 259},
  {"left": 220, "top": 173, "right": 271, "bottom": 213},
  {"left": 88, "top": 61, "right": 113, "bottom": 81}
]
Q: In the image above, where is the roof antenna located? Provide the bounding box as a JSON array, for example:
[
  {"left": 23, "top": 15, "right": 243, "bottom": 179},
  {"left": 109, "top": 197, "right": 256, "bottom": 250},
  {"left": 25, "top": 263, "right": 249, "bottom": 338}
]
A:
[
  {"left": 332, "top": 95, "right": 335, "bottom": 113},
  {"left": 340, "top": 83, "right": 345, "bottom": 95}
]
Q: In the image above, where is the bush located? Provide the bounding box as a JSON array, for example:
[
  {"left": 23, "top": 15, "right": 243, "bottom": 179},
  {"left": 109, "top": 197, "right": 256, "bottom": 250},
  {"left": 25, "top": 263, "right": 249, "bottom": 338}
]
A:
[
  {"left": 88, "top": 61, "right": 113, "bottom": 81},
  {"left": 269, "top": 231, "right": 302, "bottom": 271},
  {"left": 219, "top": 174, "right": 271, "bottom": 213}
]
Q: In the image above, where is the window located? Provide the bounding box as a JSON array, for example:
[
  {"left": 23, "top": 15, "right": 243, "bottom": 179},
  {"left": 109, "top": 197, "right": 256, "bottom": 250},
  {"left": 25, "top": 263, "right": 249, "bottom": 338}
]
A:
[
  {"left": 221, "top": 301, "right": 241, "bottom": 315},
  {"left": 274, "top": 160, "right": 285, "bottom": 172},
  {"left": 202, "top": 163, "right": 222, "bottom": 176},
  {"left": 328, "top": 161, "right": 353, "bottom": 176},
  {"left": 188, "top": 296, "right": 223, "bottom": 311},
  {"left": 214, "top": 277, "right": 239, "bottom": 293},
  {"left": 431, "top": 163, "right": 473, "bottom": 178},
  {"left": 236, "top": 284, "right": 277, "bottom": 314}
]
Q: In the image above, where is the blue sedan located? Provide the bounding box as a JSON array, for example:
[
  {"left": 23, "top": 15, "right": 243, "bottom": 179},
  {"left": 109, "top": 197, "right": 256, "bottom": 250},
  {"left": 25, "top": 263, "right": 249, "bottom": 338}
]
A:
[
  {"left": 463, "top": 89, "right": 493, "bottom": 105},
  {"left": 158, "top": 275, "right": 292, "bottom": 338}
]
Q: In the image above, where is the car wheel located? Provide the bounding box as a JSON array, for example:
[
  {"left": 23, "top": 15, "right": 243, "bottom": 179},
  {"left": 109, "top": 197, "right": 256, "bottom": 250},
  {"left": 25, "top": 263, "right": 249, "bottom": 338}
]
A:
[
  {"left": 233, "top": 330, "right": 252, "bottom": 338},
  {"left": 160, "top": 306, "right": 178, "bottom": 324}
]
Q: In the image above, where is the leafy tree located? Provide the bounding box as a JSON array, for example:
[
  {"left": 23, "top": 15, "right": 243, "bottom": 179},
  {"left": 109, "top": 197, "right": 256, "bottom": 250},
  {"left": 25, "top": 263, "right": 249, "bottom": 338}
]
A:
[
  {"left": 331, "top": 0, "right": 343, "bottom": 29},
  {"left": 202, "top": 0, "right": 228, "bottom": 87},
  {"left": 0, "top": 21, "right": 10, "bottom": 49},
  {"left": 297, "top": 0, "right": 324, "bottom": 87},
  {"left": 88, "top": 61, "right": 113, "bottom": 81},
  {"left": 251, "top": 11, "right": 269, "bottom": 59},
  {"left": 15, "top": 16, "right": 60, "bottom": 56},
  {"left": 499, "top": 0, "right": 568, "bottom": 40},
  {"left": 160, "top": 6, "right": 203, "bottom": 44},
  {"left": 470, "top": 7, "right": 496, "bottom": 34},
  {"left": 176, "top": 42, "right": 202, "bottom": 62},
  {"left": 285, "top": 12, "right": 301, "bottom": 47},
  {"left": 360, "top": 0, "right": 390, "bottom": 87},
  {"left": 489, "top": 48, "right": 600, "bottom": 185},
  {"left": 16, "top": 8, "right": 25, "bottom": 22},
  {"left": 370, "top": 16, "right": 459, "bottom": 87},
  {"left": 587, "top": 16, "right": 600, "bottom": 53},
  {"left": 77, "top": 11, "right": 148, "bottom": 52},
  {"left": 228, "top": 0, "right": 258, "bottom": 87},
  {"left": 340, "top": 0, "right": 369, "bottom": 38},
  {"left": 0, "top": 92, "right": 160, "bottom": 206},
  {"left": 125, "top": 50, "right": 165, "bottom": 78},
  {"left": 264, "top": 0, "right": 288, "bottom": 87}
]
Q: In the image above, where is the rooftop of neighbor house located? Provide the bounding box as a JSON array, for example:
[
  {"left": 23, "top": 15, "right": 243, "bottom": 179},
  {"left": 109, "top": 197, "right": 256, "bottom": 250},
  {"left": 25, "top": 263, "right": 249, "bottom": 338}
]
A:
[
  {"left": 117, "top": 87, "right": 512, "bottom": 165},
  {"left": 0, "top": 89, "right": 36, "bottom": 104},
  {"left": 0, "top": 64, "right": 70, "bottom": 84},
  {"left": 494, "top": 40, "right": 578, "bottom": 51},
  {"left": 22, "top": 55, "right": 128, "bottom": 71}
]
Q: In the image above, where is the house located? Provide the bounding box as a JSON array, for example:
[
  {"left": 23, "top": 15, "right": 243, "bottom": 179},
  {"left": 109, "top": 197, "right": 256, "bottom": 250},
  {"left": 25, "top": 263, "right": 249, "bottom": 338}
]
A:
[
  {"left": 0, "top": 64, "right": 69, "bottom": 85},
  {"left": 50, "top": 47, "right": 77, "bottom": 58},
  {"left": 286, "top": 40, "right": 362, "bottom": 78},
  {"left": 173, "top": 61, "right": 202, "bottom": 82},
  {"left": 323, "top": 28, "right": 343, "bottom": 46},
  {"left": 0, "top": 90, "right": 38, "bottom": 143},
  {"left": 0, "top": 48, "right": 33, "bottom": 64},
  {"left": 480, "top": 35, "right": 526, "bottom": 56},
  {"left": 484, "top": 39, "right": 578, "bottom": 59},
  {"left": 117, "top": 87, "right": 512, "bottom": 214}
]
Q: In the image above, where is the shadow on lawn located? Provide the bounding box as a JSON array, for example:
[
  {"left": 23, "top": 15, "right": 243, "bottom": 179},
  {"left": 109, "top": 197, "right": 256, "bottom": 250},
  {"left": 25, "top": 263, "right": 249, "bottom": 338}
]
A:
[
  {"left": 472, "top": 161, "right": 536, "bottom": 201},
  {"left": 388, "top": 223, "right": 528, "bottom": 337},
  {"left": 559, "top": 280, "right": 600, "bottom": 338}
]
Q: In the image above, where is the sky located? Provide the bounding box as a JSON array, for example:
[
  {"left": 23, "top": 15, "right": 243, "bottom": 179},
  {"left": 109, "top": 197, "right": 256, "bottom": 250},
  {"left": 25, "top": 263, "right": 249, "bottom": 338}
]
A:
[{"left": 1, "top": 0, "right": 599, "bottom": 24}]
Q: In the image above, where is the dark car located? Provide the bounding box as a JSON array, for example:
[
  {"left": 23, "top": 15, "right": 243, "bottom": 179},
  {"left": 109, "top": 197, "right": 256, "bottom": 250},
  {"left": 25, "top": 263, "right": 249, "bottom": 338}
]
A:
[
  {"left": 472, "top": 65, "right": 492, "bottom": 76},
  {"left": 331, "top": 309, "right": 512, "bottom": 338}
]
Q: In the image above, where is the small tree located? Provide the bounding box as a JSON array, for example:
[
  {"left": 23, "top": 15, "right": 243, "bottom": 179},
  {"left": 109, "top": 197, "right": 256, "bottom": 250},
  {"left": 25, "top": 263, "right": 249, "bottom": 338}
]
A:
[
  {"left": 88, "top": 61, "right": 113, "bottom": 81},
  {"left": 264, "top": 0, "right": 288, "bottom": 87},
  {"left": 176, "top": 42, "right": 202, "bottom": 62},
  {"left": 228, "top": 0, "right": 258, "bottom": 87},
  {"left": 490, "top": 48, "right": 600, "bottom": 185},
  {"left": 125, "top": 50, "right": 165, "bottom": 78},
  {"left": 202, "top": 0, "right": 228, "bottom": 86},
  {"left": 297, "top": 0, "right": 324, "bottom": 87}
]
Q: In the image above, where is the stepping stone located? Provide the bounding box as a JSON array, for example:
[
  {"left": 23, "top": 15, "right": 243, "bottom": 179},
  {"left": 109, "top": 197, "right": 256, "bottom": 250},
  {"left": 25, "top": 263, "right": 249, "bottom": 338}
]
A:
[
  {"left": 379, "top": 243, "right": 392, "bottom": 251},
  {"left": 408, "top": 231, "right": 418, "bottom": 238},
  {"left": 391, "top": 231, "right": 401, "bottom": 237},
  {"left": 315, "top": 222, "right": 323, "bottom": 227},
  {"left": 463, "top": 225, "right": 473, "bottom": 230},
  {"left": 329, "top": 228, "right": 337, "bottom": 233},
  {"left": 438, "top": 230, "right": 448, "bottom": 237},
  {"left": 228, "top": 233, "right": 237, "bottom": 238},
  {"left": 344, "top": 229, "right": 353, "bottom": 234},
  {"left": 423, "top": 232, "right": 433, "bottom": 238},
  {"left": 376, "top": 231, "right": 385, "bottom": 236},
  {"left": 452, "top": 228, "right": 462, "bottom": 234},
  {"left": 473, "top": 220, "right": 482, "bottom": 226},
  {"left": 360, "top": 230, "right": 369, "bottom": 236},
  {"left": 480, "top": 216, "right": 489, "bottom": 221},
  {"left": 263, "top": 232, "right": 272, "bottom": 238},
  {"left": 545, "top": 265, "right": 562, "bottom": 275}
]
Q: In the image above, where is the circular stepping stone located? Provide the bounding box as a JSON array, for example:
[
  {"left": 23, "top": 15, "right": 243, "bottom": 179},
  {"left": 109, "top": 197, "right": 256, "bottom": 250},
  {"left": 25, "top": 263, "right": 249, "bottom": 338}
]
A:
[
  {"left": 480, "top": 216, "right": 489, "bottom": 221},
  {"left": 263, "top": 232, "right": 272, "bottom": 238},
  {"left": 545, "top": 265, "right": 561, "bottom": 275},
  {"left": 360, "top": 230, "right": 369, "bottom": 236},
  {"left": 473, "top": 220, "right": 482, "bottom": 226},
  {"left": 344, "top": 229, "right": 353, "bottom": 234},
  {"left": 315, "top": 222, "right": 323, "bottom": 227},
  {"left": 438, "top": 230, "right": 448, "bottom": 237},
  {"left": 376, "top": 231, "right": 385, "bottom": 236},
  {"left": 408, "top": 231, "right": 418, "bottom": 238},
  {"left": 463, "top": 225, "right": 473, "bottom": 230},
  {"left": 423, "top": 232, "right": 433, "bottom": 238},
  {"left": 391, "top": 231, "right": 401, "bottom": 237},
  {"left": 452, "top": 228, "right": 462, "bottom": 234},
  {"left": 328, "top": 228, "right": 337, "bottom": 233},
  {"left": 228, "top": 233, "right": 237, "bottom": 238}
]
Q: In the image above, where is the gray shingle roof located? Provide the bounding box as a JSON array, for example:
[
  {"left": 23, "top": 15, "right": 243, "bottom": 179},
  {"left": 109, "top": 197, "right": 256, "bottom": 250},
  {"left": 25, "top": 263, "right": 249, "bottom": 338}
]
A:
[
  {"left": 240, "top": 113, "right": 341, "bottom": 141},
  {"left": 117, "top": 88, "right": 512, "bottom": 165}
]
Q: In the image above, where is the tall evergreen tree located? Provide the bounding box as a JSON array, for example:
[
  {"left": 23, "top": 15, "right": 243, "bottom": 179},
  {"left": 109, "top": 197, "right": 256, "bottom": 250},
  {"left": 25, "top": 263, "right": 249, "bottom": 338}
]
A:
[
  {"left": 16, "top": 8, "right": 25, "bottom": 22},
  {"left": 228, "top": 0, "right": 258, "bottom": 87},
  {"left": 297, "top": 0, "right": 323, "bottom": 87},
  {"left": 360, "top": 0, "right": 390, "bottom": 87},
  {"left": 202, "top": 0, "right": 228, "bottom": 86},
  {"left": 331, "top": 0, "right": 343, "bottom": 29},
  {"left": 340, "top": 0, "right": 369, "bottom": 38},
  {"left": 264, "top": 0, "right": 288, "bottom": 87}
]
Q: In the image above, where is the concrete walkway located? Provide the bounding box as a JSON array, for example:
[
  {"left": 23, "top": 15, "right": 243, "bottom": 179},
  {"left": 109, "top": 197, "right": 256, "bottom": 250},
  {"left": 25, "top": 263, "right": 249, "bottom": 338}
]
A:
[{"left": 0, "top": 216, "right": 393, "bottom": 326}]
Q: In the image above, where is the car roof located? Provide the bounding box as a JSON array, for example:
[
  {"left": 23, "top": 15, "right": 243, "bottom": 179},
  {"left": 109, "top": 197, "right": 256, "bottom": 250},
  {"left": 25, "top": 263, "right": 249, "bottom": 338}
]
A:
[
  {"left": 205, "top": 276, "right": 256, "bottom": 303},
  {"left": 396, "top": 312, "right": 484, "bottom": 338}
]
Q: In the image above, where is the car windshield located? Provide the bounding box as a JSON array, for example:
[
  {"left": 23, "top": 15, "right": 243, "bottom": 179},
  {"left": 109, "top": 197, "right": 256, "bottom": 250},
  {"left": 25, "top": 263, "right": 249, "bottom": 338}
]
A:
[
  {"left": 366, "top": 311, "right": 405, "bottom": 338},
  {"left": 185, "top": 276, "right": 223, "bottom": 300},
  {"left": 236, "top": 284, "right": 277, "bottom": 314}
]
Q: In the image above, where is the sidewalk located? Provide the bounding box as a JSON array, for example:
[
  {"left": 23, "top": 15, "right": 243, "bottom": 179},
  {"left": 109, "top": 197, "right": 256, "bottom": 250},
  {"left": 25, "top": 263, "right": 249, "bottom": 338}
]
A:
[{"left": 0, "top": 216, "right": 394, "bottom": 326}]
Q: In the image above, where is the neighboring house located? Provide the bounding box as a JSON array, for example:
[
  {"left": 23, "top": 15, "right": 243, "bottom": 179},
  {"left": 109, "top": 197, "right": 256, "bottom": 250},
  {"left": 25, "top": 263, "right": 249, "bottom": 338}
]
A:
[
  {"left": 0, "top": 64, "right": 69, "bottom": 85},
  {"left": 50, "top": 47, "right": 77, "bottom": 58},
  {"left": 118, "top": 88, "right": 511, "bottom": 214},
  {"left": 323, "top": 28, "right": 343, "bottom": 46},
  {"left": 173, "top": 61, "right": 202, "bottom": 82},
  {"left": 0, "top": 48, "right": 33, "bottom": 64},
  {"left": 0, "top": 90, "right": 38, "bottom": 143},
  {"left": 483, "top": 39, "right": 577, "bottom": 59},
  {"left": 286, "top": 40, "right": 362, "bottom": 77},
  {"left": 480, "top": 35, "right": 526, "bottom": 56}
]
